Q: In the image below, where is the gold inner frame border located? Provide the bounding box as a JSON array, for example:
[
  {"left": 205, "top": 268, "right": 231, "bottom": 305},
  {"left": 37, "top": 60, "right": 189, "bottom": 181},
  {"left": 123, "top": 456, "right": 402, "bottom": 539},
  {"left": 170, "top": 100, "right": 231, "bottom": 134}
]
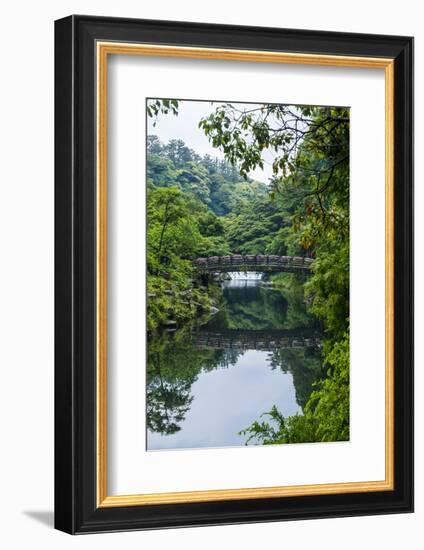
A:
[{"left": 96, "top": 42, "right": 394, "bottom": 508}]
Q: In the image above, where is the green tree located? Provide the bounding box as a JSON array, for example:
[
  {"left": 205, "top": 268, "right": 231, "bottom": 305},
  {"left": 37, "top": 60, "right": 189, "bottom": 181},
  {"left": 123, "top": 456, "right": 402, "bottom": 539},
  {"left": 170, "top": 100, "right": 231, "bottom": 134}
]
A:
[
  {"left": 147, "top": 187, "right": 212, "bottom": 331},
  {"left": 147, "top": 134, "right": 163, "bottom": 155}
]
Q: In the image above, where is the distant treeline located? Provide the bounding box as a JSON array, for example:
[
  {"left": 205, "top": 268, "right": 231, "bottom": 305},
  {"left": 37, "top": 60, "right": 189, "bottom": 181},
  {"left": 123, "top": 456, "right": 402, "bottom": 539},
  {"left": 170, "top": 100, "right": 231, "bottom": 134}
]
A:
[{"left": 147, "top": 135, "right": 266, "bottom": 216}]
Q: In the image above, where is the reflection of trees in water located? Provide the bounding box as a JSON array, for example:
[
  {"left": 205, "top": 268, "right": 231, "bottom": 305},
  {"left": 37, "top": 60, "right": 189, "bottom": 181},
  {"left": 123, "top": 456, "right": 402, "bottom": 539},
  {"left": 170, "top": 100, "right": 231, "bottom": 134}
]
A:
[
  {"left": 147, "top": 281, "right": 324, "bottom": 438},
  {"left": 147, "top": 352, "right": 194, "bottom": 435},
  {"left": 223, "top": 286, "right": 287, "bottom": 330},
  {"left": 146, "top": 331, "right": 324, "bottom": 437},
  {"left": 205, "top": 281, "right": 317, "bottom": 332},
  {"left": 147, "top": 333, "right": 243, "bottom": 436},
  {"left": 268, "top": 347, "right": 324, "bottom": 410}
]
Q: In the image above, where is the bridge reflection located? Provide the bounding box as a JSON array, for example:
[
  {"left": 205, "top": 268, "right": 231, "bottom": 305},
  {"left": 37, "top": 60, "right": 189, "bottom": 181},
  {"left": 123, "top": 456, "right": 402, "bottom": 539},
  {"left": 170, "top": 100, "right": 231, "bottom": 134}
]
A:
[{"left": 192, "top": 329, "right": 321, "bottom": 351}]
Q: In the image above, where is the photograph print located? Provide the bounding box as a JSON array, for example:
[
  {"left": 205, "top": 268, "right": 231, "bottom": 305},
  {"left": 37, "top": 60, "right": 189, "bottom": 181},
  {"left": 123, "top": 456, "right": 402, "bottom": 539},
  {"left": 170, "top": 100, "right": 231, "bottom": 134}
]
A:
[{"left": 146, "top": 98, "right": 350, "bottom": 451}]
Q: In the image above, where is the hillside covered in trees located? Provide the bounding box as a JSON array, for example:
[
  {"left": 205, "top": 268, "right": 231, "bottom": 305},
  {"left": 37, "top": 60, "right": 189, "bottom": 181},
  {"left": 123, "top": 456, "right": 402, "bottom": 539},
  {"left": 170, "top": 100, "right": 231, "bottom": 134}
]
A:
[{"left": 147, "top": 135, "right": 298, "bottom": 332}]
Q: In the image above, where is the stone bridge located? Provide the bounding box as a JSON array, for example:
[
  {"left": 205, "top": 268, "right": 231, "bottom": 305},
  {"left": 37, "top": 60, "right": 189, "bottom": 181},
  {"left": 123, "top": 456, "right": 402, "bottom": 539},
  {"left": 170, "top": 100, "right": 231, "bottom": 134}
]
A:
[
  {"left": 192, "top": 329, "right": 321, "bottom": 351},
  {"left": 193, "top": 255, "right": 313, "bottom": 274}
]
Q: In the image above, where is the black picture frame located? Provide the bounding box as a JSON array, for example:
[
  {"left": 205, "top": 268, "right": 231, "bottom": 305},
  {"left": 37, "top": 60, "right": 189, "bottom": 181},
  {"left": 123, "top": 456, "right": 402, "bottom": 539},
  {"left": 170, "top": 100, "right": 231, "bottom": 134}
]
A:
[{"left": 55, "top": 14, "right": 414, "bottom": 534}]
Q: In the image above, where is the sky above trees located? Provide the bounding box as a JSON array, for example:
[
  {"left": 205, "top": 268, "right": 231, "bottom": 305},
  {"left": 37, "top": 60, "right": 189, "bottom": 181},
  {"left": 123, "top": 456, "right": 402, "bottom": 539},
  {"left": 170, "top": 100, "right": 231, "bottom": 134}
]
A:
[{"left": 147, "top": 99, "right": 278, "bottom": 182}]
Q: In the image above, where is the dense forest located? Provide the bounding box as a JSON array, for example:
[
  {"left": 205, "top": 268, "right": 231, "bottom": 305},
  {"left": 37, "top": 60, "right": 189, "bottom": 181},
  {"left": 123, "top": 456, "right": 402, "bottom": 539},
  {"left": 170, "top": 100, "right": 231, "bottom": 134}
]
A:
[{"left": 146, "top": 99, "right": 350, "bottom": 445}]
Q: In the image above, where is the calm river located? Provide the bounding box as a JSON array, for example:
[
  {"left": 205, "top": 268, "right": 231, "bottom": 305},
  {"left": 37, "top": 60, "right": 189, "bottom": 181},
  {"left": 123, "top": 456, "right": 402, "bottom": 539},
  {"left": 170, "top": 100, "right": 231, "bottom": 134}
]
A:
[{"left": 147, "top": 273, "right": 323, "bottom": 451}]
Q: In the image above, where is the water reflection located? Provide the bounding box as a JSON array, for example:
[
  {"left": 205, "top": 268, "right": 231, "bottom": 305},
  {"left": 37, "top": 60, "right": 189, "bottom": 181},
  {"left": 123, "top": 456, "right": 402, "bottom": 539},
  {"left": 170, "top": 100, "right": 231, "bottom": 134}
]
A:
[{"left": 146, "top": 274, "right": 323, "bottom": 450}]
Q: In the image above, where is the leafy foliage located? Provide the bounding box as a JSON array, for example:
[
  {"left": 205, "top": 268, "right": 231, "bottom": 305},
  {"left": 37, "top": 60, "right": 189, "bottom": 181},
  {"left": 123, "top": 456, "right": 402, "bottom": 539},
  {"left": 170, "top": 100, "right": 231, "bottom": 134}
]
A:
[
  {"left": 147, "top": 135, "right": 266, "bottom": 215},
  {"left": 146, "top": 99, "right": 179, "bottom": 125},
  {"left": 147, "top": 186, "right": 227, "bottom": 331}
]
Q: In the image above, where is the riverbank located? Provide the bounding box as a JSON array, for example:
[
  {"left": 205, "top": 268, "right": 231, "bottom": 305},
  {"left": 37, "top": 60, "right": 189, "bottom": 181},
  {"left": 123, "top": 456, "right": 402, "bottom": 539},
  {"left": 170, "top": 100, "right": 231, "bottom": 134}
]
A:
[{"left": 147, "top": 272, "right": 222, "bottom": 333}]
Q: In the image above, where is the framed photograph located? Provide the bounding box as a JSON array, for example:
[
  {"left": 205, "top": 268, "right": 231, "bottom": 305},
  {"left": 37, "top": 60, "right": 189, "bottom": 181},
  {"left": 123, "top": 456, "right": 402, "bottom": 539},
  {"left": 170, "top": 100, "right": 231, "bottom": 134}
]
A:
[{"left": 54, "top": 15, "right": 413, "bottom": 534}]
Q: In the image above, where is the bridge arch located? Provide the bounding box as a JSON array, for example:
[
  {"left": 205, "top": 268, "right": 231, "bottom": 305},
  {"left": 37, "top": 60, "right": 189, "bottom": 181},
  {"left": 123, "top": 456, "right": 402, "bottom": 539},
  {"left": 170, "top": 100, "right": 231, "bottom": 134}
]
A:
[{"left": 193, "top": 255, "right": 313, "bottom": 274}]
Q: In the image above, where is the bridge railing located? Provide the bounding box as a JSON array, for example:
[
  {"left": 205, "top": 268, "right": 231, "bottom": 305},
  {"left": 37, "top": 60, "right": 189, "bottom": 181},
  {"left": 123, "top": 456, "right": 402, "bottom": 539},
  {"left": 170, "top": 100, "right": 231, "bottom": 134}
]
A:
[
  {"left": 191, "top": 330, "right": 321, "bottom": 350},
  {"left": 192, "top": 255, "right": 313, "bottom": 271}
]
